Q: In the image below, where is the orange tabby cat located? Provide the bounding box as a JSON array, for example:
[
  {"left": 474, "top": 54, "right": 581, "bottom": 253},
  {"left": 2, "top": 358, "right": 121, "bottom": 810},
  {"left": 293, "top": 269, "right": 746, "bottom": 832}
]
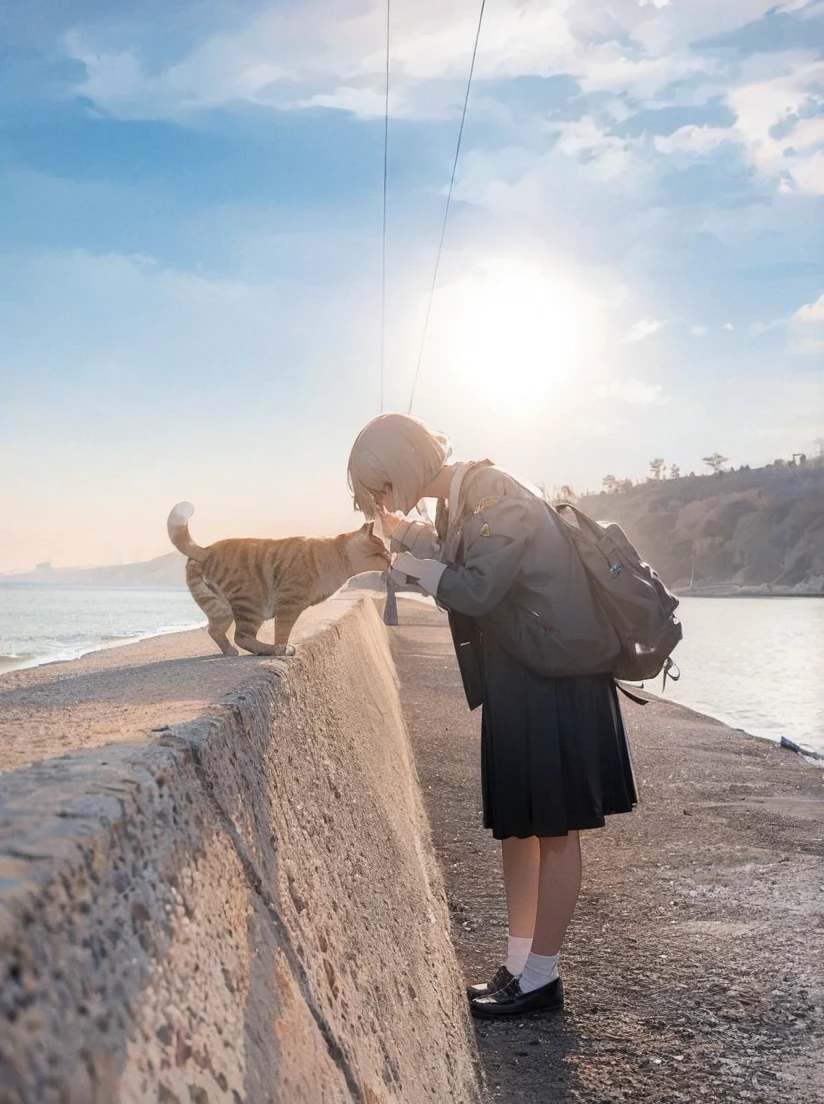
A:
[{"left": 167, "top": 502, "right": 390, "bottom": 656}]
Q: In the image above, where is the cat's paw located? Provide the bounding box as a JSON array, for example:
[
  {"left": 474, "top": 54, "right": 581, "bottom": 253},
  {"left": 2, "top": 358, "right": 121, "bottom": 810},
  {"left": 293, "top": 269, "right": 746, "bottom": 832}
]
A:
[{"left": 273, "top": 644, "right": 296, "bottom": 657}]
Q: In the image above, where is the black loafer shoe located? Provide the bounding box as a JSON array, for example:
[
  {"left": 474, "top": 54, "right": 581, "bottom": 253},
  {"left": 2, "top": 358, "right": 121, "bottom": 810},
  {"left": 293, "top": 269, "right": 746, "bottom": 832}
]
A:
[
  {"left": 470, "top": 976, "right": 564, "bottom": 1020},
  {"left": 466, "top": 965, "right": 515, "bottom": 1000}
]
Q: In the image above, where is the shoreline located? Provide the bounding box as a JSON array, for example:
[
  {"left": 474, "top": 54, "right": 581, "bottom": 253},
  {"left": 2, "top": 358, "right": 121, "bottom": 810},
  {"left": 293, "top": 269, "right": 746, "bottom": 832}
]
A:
[
  {"left": 0, "top": 617, "right": 206, "bottom": 677},
  {"left": 0, "top": 573, "right": 419, "bottom": 679},
  {"left": 633, "top": 683, "right": 824, "bottom": 765},
  {"left": 0, "top": 622, "right": 250, "bottom": 775},
  {"left": 3, "top": 598, "right": 822, "bottom": 765},
  {"left": 675, "top": 588, "right": 824, "bottom": 599}
]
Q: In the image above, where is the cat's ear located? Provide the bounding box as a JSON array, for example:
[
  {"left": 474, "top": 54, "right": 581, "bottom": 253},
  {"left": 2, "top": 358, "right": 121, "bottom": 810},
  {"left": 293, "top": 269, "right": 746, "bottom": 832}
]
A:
[{"left": 361, "top": 521, "right": 375, "bottom": 536}]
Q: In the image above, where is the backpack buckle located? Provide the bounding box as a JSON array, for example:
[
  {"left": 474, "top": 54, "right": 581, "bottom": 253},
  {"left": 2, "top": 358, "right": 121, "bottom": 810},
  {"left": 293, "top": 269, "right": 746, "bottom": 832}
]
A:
[{"left": 662, "top": 657, "right": 681, "bottom": 690}]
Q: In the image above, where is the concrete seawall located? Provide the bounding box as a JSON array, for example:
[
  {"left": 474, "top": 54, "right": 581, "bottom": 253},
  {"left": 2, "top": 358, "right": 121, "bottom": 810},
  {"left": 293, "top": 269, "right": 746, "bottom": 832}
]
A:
[{"left": 0, "top": 597, "right": 481, "bottom": 1103}]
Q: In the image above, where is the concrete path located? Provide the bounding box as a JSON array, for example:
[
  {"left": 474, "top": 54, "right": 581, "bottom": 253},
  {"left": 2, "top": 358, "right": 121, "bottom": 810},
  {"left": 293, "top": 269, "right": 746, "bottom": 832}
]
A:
[{"left": 389, "top": 600, "right": 824, "bottom": 1104}]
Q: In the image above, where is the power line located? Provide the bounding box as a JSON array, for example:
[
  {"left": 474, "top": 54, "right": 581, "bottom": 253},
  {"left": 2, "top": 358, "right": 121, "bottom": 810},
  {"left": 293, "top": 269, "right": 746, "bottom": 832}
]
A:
[
  {"left": 379, "top": 0, "right": 391, "bottom": 412},
  {"left": 407, "top": 0, "right": 487, "bottom": 415}
]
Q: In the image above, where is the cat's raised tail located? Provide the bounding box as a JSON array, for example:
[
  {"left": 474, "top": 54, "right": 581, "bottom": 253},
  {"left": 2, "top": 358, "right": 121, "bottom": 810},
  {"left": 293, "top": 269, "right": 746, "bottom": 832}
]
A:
[{"left": 167, "top": 501, "right": 208, "bottom": 562}]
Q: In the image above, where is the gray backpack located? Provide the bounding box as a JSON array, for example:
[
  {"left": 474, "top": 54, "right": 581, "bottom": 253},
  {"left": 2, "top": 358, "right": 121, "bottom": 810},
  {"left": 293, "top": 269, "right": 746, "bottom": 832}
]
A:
[{"left": 553, "top": 502, "right": 682, "bottom": 685}]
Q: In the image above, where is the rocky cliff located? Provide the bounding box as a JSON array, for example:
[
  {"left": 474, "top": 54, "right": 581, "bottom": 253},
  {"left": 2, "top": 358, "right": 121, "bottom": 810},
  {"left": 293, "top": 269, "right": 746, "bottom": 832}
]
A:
[{"left": 579, "top": 461, "right": 824, "bottom": 594}]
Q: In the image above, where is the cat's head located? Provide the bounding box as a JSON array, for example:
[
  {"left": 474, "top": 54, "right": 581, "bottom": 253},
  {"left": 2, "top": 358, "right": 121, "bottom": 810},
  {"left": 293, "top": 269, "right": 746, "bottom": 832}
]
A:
[{"left": 346, "top": 522, "right": 392, "bottom": 573}]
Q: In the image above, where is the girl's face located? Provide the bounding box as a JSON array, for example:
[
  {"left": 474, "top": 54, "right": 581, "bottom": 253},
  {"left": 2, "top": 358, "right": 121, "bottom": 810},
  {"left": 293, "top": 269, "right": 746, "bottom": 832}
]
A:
[{"left": 372, "top": 482, "right": 397, "bottom": 513}]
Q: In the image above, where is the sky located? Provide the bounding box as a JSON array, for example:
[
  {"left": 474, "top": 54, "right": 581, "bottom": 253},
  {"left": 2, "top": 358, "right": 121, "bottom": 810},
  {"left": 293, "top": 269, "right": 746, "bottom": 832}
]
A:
[{"left": 0, "top": 0, "right": 822, "bottom": 571}]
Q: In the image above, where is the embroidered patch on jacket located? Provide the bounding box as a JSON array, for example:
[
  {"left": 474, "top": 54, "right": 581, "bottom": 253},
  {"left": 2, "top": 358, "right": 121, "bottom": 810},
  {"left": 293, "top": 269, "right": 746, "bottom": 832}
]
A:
[
  {"left": 473, "top": 496, "right": 500, "bottom": 514},
  {"left": 479, "top": 522, "right": 491, "bottom": 537}
]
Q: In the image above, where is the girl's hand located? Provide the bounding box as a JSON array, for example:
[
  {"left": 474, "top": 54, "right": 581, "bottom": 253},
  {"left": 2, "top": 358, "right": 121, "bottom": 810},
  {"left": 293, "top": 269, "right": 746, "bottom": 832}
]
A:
[
  {"left": 390, "top": 551, "right": 446, "bottom": 597},
  {"left": 376, "top": 507, "right": 404, "bottom": 536},
  {"left": 391, "top": 551, "right": 424, "bottom": 578}
]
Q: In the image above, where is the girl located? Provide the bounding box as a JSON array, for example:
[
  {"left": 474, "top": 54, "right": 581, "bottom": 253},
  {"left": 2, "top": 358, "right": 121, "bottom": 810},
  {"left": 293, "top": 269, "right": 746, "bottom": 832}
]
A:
[{"left": 347, "top": 413, "right": 636, "bottom": 1019}]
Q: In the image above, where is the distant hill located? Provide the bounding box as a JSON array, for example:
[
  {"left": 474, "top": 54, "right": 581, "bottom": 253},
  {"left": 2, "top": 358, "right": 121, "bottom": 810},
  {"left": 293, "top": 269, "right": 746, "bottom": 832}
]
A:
[
  {"left": 1, "top": 552, "right": 186, "bottom": 588},
  {"left": 578, "top": 459, "right": 824, "bottom": 595}
]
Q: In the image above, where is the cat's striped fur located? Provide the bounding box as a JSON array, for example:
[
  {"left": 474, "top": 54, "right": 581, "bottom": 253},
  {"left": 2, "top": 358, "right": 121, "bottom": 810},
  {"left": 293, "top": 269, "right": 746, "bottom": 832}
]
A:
[{"left": 167, "top": 502, "right": 390, "bottom": 656}]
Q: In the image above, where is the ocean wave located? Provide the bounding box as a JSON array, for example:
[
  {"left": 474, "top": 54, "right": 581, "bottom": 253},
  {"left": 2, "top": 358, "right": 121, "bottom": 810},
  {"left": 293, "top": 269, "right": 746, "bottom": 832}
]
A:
[
  {"left": 0, "top": 651, "right": 35, "bottom": 670},
  {"left": 0, "top": 621, "right": 206, "bottom": 677}
]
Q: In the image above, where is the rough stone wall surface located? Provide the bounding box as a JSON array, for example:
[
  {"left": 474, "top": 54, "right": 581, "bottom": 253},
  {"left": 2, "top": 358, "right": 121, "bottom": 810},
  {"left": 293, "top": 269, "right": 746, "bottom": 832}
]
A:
[{"left": 0, "top": 597, "right": 481, "bottom": 1104}]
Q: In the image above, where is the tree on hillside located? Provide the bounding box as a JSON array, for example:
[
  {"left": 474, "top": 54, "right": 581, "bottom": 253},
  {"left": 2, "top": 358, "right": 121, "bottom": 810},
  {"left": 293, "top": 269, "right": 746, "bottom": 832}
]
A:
[
  {"left": 670, "top": 463, "right": 681, "bottom": 479},
  {"left": 649, "top": 457, "right": 666, "bottom": 480},
  {"left": 552, "top": 484, "right": 578, "bottom": 504},
  {"left": 703, "top": 452, "right": 728, "bottom": 475},
  {"left": 602, "top": 474, "right": 618, "bottom": 493},
  {"left": 617, "top": 478, "right": 634, "bottom": 493}
]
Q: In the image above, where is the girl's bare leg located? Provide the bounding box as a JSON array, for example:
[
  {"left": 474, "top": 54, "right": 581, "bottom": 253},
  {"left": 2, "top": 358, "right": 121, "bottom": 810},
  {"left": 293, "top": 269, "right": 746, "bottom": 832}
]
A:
[
  {"left": 501, "top": 835, "right": 540, "bottom": 938},
  {"left": 531, "top": 831, "right": 582, "bottom": 956}
]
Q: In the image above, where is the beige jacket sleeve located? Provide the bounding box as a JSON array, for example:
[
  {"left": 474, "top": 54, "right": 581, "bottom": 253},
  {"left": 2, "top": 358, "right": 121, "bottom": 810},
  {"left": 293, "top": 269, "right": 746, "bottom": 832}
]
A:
[{"left": 389, "top": 519, "right": 441, "bottom": 560}]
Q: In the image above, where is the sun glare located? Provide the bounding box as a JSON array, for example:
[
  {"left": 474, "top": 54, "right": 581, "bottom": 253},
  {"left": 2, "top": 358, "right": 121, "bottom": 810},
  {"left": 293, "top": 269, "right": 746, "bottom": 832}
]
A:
[{"left": 431, "top": 258, "right": 600, "bottom": 408}]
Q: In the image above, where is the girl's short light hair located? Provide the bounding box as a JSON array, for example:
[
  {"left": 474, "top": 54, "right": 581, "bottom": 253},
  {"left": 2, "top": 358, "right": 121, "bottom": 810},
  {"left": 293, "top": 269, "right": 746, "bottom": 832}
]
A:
[{"left": 348, "top": 413, "right": 452, "bottom": 517}]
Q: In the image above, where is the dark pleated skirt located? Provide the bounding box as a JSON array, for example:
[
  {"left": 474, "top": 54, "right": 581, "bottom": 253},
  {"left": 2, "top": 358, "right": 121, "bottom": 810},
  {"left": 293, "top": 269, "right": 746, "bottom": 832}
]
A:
[{"left": 480, "top": 633, "right": 637, "bottom": 840}]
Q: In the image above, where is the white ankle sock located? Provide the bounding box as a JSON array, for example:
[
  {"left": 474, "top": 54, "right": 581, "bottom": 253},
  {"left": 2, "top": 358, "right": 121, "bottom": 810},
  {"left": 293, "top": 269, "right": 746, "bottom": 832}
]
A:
[
  {"left": 504, "top": 935, "right": 533, "bottom": 976},
  {"left": 518, "top": 950, "right": 560, "bottom": 993}
]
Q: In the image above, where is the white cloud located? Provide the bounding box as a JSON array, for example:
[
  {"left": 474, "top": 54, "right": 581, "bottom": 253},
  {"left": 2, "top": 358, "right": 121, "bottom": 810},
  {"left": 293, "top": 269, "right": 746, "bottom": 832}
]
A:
[
  {"left": 748, "top": 318, "right": 786, "bottom": 336},
  {"left": 57, "top": 0, "right": 824, "bottom": 218},
  {"left": 448, "top": 124, "right": 659, "bottom": 268},
  {"left": 722, "top": 323, "right": 735, "bottom": 331},
  {"left": 298, "top": 85, "right": 391, "bottom": 118},
  {"left": 650, "top": 62, "right": 824, "bottom": 196},
  {"left": 39, "top": 0, "right": 824, "bottom": 395},
  {"left": 553, "top": 116, "right": 645, "bottom": 183},
  {"left": 780, "top": 0, "right": 824, "bottom": 15},
  {"left": 789, "top": 292, "right": 824, "bottom": 355},
  {"left": 59, "top": 0, "right": 738, "bottom": 123},
  {"left": 576, "top": 50, "right": 711, "bottom": 101},
  {"left": 389, "top": 4, "right": 578, "bottom": 82},
  {"left": 56, "top": 0, "right": 824, "bottom": 224},
  {"left": 653, "top": 125, "right": 743, "bottom": 156},
  {"left": 690, "top": 325, "right": 709, "bottom": 337},
  {"left": 63, "top": 1, "right": 583, "bottom": 122},
  {"left": 791, "top": 116, "right": 824, "bottom": 152},
  {"left": 596, "top": 378, "right": 665, "bottom": 404},
  {"left": 793, "top": 293, "right": 824, "bottom": 323},
  {"left": 789, "top": 150, "right": 824, "bottom": 195},
  {"left": 624, "top": 318, "right": 666, "bottom": 342},
  {"left": 726, "top": 58, "right": 824, "bottom": 194}
]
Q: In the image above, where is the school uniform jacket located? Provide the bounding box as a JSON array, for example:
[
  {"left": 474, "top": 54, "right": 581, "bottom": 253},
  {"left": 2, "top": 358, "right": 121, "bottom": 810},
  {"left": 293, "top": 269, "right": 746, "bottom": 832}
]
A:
[{"left": 392, "top": 462, "right": 620, "bottom": 709}]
